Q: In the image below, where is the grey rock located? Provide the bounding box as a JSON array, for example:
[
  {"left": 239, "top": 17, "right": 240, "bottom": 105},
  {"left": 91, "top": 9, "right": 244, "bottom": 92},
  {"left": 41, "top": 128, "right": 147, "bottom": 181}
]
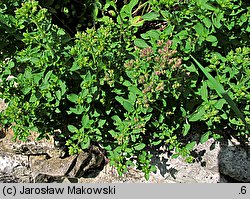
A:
[
  {"left": 67, "top": 152, "right": 91, "bottom": 177},
  {"left": 31, "top": 155, "right": 77, "bottom": 177},
  {"left": 219, "top": 145, "right": 250, "bottom": 182},
  {"left": 47, "top": 148, "right": 65, "bottom": 158},
  {"left": 0, "top": 150, "right": 31, "bottom": 182},
  {"left": 34, "top": 174, "right": 65, "bottom": 183},
  {"left": 29, "top": 155, "right": 47, "bottom": 168},
  {"left": 0, "top": 173, "right": 18, "bottom": 183},
  {"left": 76, "top": 139, "right": 227, "bottom": 183},
  {"left": 1, "top": 126, "right": 248, "bottom": 183},
  {"left": 68, "top": 148, "right": 104, "bottom": 178},
  {"left": 0, "top": 151, "right": 29, "bottom": 173},
  {"left": 12, "top": 167, "right": 32, "bottom": 183},
  {"left": 150, "top": 138, "right": 222, "bottom": 183},
  {"left": 0, "top": 129, "right": 63, "bottom": 156},
  {"left": 62, "top": 177, "right": 78, "bottom": 183},
  {"left": 0, "top": 128, "right": 105, "bottom": 182}
]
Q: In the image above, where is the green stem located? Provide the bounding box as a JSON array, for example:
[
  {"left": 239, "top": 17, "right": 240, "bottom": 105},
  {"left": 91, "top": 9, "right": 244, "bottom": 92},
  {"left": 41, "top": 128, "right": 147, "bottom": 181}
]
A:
[{"left": 132, "top": 2, "right": 149, "bottom": 16}]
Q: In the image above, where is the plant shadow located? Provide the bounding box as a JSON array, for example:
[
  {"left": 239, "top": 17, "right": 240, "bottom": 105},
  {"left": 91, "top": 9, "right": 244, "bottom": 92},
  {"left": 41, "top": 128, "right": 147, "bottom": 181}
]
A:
[{"left": 149, "top": 135, "right": 250, "bottom": 183}]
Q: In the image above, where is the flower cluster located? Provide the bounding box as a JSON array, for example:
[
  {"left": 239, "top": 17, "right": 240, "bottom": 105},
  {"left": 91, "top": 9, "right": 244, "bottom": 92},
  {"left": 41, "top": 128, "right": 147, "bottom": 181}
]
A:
[
  {"left": 140, "top": 47, "right": 154, "bottom": 58},
  {"left": 103, "top": 69, "right": 115, "bottom": 87},
  {"left": 155, "top": 40, "right": 182, "bottom": 71},
  {"left": 125, "top": 40, "right": 185, "bottom": 109}
]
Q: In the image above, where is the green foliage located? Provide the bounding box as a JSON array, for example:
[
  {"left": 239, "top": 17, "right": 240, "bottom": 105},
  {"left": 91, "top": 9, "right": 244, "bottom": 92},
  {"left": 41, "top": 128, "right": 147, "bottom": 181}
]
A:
[
  {"left": 0, "top": 0, "right": 71, "bottom": 140},
  {"left": 146, "top": 0, "right": 250, "bottom": 142},
  {"left": 191, "top": 55, "right": 248, "bottom": 128},
  {"left": 0, "top": 0, "right": 26, "bottom": 56},
  {"left": 1, "top": 0, "right": 249, "bottom": 180},
  {"left": 197, "top": 47, "right": 250, "bottom": 139},
  {"left": 158, "top": 0, "right": 250, "bottom": 54}
]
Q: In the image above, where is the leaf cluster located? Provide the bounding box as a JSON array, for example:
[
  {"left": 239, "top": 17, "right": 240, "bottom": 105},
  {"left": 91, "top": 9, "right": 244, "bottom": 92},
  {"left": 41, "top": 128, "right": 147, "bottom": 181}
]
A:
[{"left": 0, "top": 0, "right": 249, "bottom": 180}]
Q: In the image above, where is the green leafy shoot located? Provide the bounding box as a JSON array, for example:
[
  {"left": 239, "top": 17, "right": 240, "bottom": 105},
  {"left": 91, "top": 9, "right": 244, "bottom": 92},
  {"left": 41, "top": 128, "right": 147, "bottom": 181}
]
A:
[{"left": 191, "top": 55, "right": 249, "bottom": 131}]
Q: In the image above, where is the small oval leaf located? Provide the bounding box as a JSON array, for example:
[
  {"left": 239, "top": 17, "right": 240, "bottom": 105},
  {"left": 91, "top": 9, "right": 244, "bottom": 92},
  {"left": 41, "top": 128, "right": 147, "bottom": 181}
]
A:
[
  {"left": 67, "top": 94, "right": 78, "bottom": 103},
  {"left": 189, "top": 106, "right": 206, "bottom": 122},
  {"left": 185, "top": 141, "right": 196, "bottom": 151},
  {"left": 123, "top": 100, "right": 134, "bottom": 112},
  {"left": 200, "top": 131, "right": 210, "bottom": 144},
  {"left": 206, "top": 35, "right": 217, "bottom": 43},
  {"left": 67, "top": 125, "right": 78, "bottom": 133},
  {"left": 81, "top": 137, "right": 90, "bottom": 149},
  {"left": 134, "top": 143, "right": 146, "bottom": 150},
  {"left": 183, "top": 123, "right": 191, "bottom": 136},
  {"left": 134, "top": 38, "right": 149, "bottom": 48},
  {"left": 142, "top": 12, "right": 160, "bottom": 21}
]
